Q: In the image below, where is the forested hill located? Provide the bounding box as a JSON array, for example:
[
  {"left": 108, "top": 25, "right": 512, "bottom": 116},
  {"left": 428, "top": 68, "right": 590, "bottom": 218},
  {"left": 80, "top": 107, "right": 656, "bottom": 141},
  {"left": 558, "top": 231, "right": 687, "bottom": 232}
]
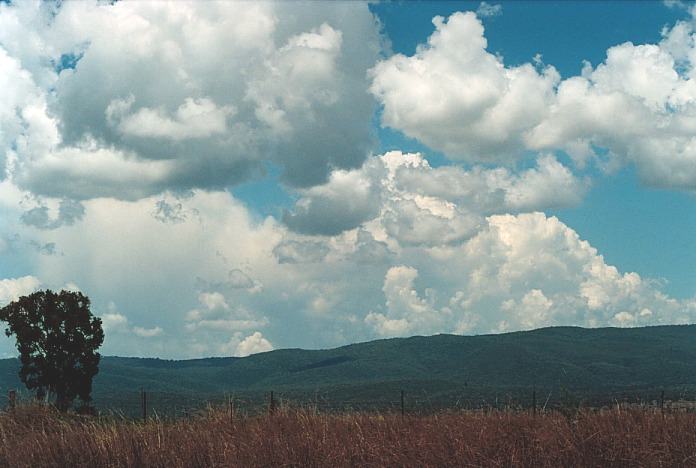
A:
[{"left": 2, "top": 325, "right": 696, "bottom": 414}]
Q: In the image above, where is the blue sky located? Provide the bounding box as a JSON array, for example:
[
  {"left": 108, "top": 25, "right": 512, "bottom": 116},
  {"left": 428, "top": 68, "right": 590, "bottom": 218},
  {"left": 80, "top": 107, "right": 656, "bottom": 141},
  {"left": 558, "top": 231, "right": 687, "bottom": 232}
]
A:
[
  {"left": 373, "top": 1, "right": 682, "bottom": 71},
  {"left": 1, "top": 1, "right": 696, "bottom": 358}
]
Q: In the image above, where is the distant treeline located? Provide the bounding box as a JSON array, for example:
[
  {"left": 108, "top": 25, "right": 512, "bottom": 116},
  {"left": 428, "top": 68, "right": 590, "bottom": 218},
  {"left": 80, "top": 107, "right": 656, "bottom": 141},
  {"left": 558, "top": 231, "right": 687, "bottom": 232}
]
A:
[{"left": 4, "top": 324, "right": 696, "bottom": 418}]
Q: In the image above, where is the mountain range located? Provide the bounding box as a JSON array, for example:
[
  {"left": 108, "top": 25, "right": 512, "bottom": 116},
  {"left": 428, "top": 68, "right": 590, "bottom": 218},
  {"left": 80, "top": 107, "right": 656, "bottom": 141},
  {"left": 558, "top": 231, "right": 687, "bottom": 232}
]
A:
[{"left": 2, "top": 325, "right": 696, "bottom": 416}]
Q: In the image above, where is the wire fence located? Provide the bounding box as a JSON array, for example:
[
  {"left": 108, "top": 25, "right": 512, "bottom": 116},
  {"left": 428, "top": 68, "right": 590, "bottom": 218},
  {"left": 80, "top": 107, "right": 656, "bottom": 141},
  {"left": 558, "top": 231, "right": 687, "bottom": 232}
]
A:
[{"left": 4, "top": 385, "right": 696, "bottom": 420}]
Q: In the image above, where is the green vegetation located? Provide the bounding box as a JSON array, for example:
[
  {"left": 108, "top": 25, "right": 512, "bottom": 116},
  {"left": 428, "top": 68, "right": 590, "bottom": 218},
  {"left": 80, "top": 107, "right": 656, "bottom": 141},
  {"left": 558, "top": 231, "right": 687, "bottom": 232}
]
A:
[
  {"left": 2, "top": 325, "right": 696, "bottom": 416},
  {"left": 0, "top": 290, "right": 104, "bottom": 412}
]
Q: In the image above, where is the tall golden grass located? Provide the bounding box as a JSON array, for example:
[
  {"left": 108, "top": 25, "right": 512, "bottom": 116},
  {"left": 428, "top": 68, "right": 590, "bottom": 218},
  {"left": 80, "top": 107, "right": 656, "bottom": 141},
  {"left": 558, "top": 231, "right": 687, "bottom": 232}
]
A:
[{"left": 1, "top": 403, "right": 696, "bottom": 467}]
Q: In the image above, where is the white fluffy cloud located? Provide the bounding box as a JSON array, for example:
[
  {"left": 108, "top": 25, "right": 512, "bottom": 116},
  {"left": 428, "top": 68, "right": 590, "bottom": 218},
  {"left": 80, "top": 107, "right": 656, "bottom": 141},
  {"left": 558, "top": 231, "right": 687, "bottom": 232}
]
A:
[
  {"left": 185, "top": 292, "right": 269, "bottom": 332},
  {"left": 370, "top": 12, "right": 559, "bottom": 162},
  {"left": 282, "top": 164, "right": 382, "bottom": 236},
  {"left": 100, "top": 303, "right": 165, "bottom": 343},
  {"left": 0, "top": 1, "right": 381, "bottom": 201},
  {"left": 365, "top": 212, "right": 696, "bottom": 337},
  {"left": 233, "top": 332, "right": 274, "bottom": 357},
  {"left": 0, "top": 174, "right": 693, "bottom": 356},
  {"left": 0, "top": 187, "right": 283, "bottom": 357},
  {"left": 371, "top": 9, "right": 696, "bottom": 190},
  {"left": 283, "top": 151, "right": 586, "bottom": 243},
  {"left": 476, "top": 2, "right": 502, "bottom": 18},
  {"left": 0, "top": 276, "right": 41, "bottom": 306},
  {"left": 100, "top": 311, "right": 129, "bottom": 333},
  {"left": 132, "top": 326, "right": 163, "bottom": 338},
  {"left": 106, "top": 96, "right": 235, "bottom": 140},
  {"left": 365, "top": 266, "right": 446, "bottom": 336}
]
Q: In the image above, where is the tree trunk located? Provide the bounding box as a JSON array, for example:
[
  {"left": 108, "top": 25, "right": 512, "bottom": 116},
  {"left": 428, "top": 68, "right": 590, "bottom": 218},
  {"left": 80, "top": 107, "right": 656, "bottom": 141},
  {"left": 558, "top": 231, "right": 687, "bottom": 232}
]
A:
[{"left": 55, "top": 391, "right": 70, "bottom": 412}]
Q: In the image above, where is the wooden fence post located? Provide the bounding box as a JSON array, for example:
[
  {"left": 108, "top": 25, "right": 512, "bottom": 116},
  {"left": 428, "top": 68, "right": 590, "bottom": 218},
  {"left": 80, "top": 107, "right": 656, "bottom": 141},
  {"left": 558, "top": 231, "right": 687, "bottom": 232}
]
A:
[
  {"left": 532, "top": 388, "right": 537, "bottom": 417},
  {"left": 400, "top": 390, "right": 405, "bottom": 417},
  {"left": 141, "top": 388, "right": 147, "bottom": 422},
  {"left": 268, "top": 391, "right": 275, "bottom": 415},
  {"left": 8, "top": 389, "right": 16, "bottom": 411},
  {"left": 229, "top": 396, "right": 235, "bottom": 425},
  {"left": 660, "top": 390, "right": 665, "bottom": 414}
]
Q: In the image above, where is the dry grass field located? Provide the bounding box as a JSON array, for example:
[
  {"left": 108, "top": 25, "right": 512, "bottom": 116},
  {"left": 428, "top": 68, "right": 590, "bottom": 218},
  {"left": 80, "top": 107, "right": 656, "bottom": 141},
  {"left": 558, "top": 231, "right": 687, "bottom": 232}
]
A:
[{"left": 2, "top": 403, "right": 696, "bottom": 467}]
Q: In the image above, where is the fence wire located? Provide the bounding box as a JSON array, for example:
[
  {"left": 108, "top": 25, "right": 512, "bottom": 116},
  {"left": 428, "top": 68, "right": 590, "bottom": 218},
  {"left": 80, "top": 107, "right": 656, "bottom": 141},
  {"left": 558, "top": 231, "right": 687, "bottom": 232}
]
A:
[{"left": 4, "top": 385, "right": 696, "bottom": 419}]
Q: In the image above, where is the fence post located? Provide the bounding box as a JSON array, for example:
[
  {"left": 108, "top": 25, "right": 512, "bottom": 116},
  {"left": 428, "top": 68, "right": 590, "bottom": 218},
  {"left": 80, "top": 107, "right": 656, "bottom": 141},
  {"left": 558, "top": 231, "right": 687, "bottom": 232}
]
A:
[
  {"left": 8, "top": 389, "right": 16, "bottom": 411},
  {"left": 268, "top": 391, "right": 275, "bottom": 415},
  {"left": 141, "top": 388, "right": 147, "bottom": 422},
  {"left": 660, "top": 390, "right": 665, "bottom": 414},
  {"left": 532, "top": 387, "right": 537, "bottom": 417},
  {"left": 229, "top": 396, "right": 235, "bottom": 425},
  {"left": 400, "top": 390, "right": 405, "bottom": 417}
]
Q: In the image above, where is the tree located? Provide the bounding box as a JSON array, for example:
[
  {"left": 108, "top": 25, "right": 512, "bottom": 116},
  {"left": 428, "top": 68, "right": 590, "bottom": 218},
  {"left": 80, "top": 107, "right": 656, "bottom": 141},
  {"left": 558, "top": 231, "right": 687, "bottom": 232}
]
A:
[{"left": 0, "top": 289, "right": 104, "bottom": 411}]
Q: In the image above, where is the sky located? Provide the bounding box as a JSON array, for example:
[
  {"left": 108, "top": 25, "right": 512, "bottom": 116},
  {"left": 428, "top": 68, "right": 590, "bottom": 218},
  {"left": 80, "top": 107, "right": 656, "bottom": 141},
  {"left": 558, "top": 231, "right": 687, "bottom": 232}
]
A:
[{"left": 1, "top": 0, "right": 696, "bottom": 359}]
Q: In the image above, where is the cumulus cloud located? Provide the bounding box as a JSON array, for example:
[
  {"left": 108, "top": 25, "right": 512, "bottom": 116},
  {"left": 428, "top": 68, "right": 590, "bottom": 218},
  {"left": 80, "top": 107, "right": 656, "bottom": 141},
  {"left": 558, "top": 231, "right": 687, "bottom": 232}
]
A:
[
  {"left": 370, "top": 12, "right": 559, "bottom": 162},
  {"left": 233, "top": 332, "right": 274, "bottom": 357},
  {"left": 211, "top": 332, "right": 274, "bottom": 357},
  {"left": 476, "top": 2, "right": 502, "bottom": 18},
  {"left": 352, "top": 229, "right": 393, "bottom": 263},
  {"left": 382, "top": 197, "right": 481, "bottom": 247},
  {"left": 132, "top": 326, "right": 163, "bottom": 338},
  {"left": 15, "top": 141, "right": 177, "bottom": 201},
  {"left": 282, "top": 164, "right": 382, "bottom": 236},
  {"left": 365, "top": 266, "right": 446, "bottom": 337},
  {"left": 500, "top": 289, "right": 553, "bottom": 331},
  {"left": 664, "top": 0, "right": 687, "bottom": 9},
  {"left": 524, "top": 34, "right": 696, "bottom": 190},
  {"left": 185, "top": 291, "right": 269, "bottom": 332},
  {"left": 100, "top": 303, "right": 164, "bottom": 338},
  {"left": 0, "top": 187, "right": 293, "bottom": 357},
  {"left": 370, "top": 9, "right": 696, "bottom": 190},
  {"left": 1, "top": 177, "right": 693, "bottom": 357},
  {"left": 0, "top": 46, "right": 45, "bottom": 180},
  {"left": 106, "top": 96, "right": 235, "bottom": 140},
  {"left": 0, "top": 1, "right": 381, "bottom": 200},
  {"left": 283, "top": 151, "right": 586, "bottom": 244},
  {"left": 101, "top": 311, "right": 129, "bottom": 333},
  {"left": 366, "top": 213, "right": 696, "bottom": 337},
  {"left": 0, "top": 276, "right": 41, "bottom": 306},
  {"left": 185, "top": 294, "right": 274, "bottom": 357},
  {"left": 502, "top": 155, "right": 589, "bottom": 210}
]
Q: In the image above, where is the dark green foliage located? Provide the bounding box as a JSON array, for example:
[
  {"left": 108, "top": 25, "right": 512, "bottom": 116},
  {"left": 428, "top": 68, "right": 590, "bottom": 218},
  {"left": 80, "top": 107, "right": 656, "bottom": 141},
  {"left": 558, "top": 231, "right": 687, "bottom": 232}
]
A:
[
  {"left": 2, "top": 324, "right": 696, "bottom": 415},
  {"left": 0, "top": 290, "right": 104, "bottom": 411}
]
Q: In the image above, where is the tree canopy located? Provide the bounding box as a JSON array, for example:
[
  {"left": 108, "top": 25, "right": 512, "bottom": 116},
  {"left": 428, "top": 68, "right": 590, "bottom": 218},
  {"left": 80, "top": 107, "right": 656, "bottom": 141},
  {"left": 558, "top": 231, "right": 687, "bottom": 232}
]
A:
[{"left": 0, "top": 289, "right": 104, "bottom": 411}]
